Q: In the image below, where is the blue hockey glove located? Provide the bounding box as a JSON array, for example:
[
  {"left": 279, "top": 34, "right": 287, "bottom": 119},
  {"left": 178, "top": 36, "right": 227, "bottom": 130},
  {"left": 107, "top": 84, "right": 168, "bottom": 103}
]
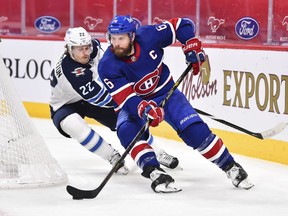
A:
[{"left": 182, "top": 37, "right": 206, "bottom": 75}]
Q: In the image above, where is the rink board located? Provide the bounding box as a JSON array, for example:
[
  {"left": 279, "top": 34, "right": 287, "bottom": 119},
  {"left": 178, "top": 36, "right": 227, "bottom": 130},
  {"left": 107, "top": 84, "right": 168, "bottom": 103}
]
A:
[{"left": 23, "top": 101, "right": 288, "bottom": 165}]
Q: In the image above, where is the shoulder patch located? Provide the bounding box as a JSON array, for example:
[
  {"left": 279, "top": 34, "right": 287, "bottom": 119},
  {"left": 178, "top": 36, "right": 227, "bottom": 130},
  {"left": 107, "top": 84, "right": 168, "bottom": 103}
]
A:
[{"left": 72, "top": 67, "right": 85, "bottom": 77}]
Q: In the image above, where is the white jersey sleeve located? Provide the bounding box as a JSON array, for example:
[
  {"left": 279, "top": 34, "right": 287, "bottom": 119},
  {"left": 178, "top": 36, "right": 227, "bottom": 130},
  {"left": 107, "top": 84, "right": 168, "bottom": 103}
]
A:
[{"left": 49, "top": 40, "right": 114, "bottom": 112}]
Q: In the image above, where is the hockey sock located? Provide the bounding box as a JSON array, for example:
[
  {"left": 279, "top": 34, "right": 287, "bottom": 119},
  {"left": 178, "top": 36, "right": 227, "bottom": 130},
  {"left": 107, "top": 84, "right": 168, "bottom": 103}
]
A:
[
  {"left": 179, "top": 122, "right": 234, "bottom": 170},
  {"left": 196, "top": 133, "right": 234, "bottom": 170},
  {"left": 60, "top": 113, "right": 114, "bottom": 160},
  {"left": 130, "top": 140, "right": 160, "bottom": 170}
]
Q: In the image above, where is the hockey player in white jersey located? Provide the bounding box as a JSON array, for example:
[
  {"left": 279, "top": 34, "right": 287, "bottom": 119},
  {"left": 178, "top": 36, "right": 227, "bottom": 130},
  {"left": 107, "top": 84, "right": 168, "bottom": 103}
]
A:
[{"left": 49, "top": 27, "right": 179, "bottom": 175}]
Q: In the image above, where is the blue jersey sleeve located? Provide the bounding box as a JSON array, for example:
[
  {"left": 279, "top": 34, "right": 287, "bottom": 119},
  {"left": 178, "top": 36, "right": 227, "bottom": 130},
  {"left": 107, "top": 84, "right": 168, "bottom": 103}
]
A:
[
  {"left": 166, "top": 17, "right": 196, "bottom": 44},
  {"left": 136, "top": 17, "right": 196, "bottom": 49}
]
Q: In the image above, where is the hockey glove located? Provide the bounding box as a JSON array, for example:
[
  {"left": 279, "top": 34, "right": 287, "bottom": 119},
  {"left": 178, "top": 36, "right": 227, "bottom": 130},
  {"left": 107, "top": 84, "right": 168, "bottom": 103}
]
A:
[
  {"left": 182, "top": 37, "right": 206, "bottom": 75},
  {"left": 137, "top": 100, "right": 164, "bottom": 127}
]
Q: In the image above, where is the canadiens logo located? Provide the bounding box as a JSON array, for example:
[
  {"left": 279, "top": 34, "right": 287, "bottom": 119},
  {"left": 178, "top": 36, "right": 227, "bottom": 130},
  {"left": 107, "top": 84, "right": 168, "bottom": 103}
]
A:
[
  {"left": 72, "top": 68, "right": 85, "bottom": 76},
  {"left": 134, "top": 69, "right": 160, "bottom": 95}
]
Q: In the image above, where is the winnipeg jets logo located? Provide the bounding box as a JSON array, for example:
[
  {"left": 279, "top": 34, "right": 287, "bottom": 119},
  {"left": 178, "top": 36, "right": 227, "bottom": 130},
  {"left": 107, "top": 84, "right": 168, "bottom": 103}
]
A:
[
  {"left": 72, "top": 68, "right": 85, "bottom": 77},
  {"left": 207, "top": 16, "right": 225, "bottom": 33},
  {"left": 134, "top": 69, "right": 160, "bottom": 95}
]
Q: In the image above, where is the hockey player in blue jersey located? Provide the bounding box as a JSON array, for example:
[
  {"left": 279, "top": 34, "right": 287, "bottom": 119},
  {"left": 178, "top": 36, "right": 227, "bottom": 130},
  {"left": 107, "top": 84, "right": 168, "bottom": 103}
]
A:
[
  {"left": 98, "top": 15, "right": 254, "bottom": 193},
  {"left": 49, "top": 27, "right": 179, "bottom": 176}
]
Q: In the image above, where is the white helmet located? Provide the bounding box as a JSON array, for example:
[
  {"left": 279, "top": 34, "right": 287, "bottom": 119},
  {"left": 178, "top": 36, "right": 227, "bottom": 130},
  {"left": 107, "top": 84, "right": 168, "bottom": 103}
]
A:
[{"left": 64, "top": 27, "right": 92, "bottom": 51}]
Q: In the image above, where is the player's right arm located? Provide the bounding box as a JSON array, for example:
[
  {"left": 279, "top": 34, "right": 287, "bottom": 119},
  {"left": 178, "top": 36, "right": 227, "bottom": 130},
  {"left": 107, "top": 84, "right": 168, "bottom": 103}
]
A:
[{"left": 98, "top": 52, "right": 143, "bottom": 115}]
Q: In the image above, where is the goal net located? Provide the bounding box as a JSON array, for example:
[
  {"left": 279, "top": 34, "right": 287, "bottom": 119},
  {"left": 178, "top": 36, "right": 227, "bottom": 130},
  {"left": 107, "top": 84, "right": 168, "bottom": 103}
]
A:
[{"left": 0, "top": 54, "right": 67, "bottom": 188}]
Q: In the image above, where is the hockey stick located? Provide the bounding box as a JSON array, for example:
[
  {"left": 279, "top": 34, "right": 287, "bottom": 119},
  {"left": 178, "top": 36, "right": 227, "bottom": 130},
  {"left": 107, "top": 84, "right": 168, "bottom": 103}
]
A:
[
  {"left": 194, "top": 108, "right": 287, "bottom": 139},
  {"left": 66, "top": 63, "right": 193, "bottom": 200}
]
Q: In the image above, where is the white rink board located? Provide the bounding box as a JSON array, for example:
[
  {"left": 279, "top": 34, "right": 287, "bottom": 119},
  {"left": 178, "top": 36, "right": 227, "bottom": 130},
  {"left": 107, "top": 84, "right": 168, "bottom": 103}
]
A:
[
  {"left": 0, "top": 38, "right": 287, "bottom": 142},
  {"left": 164, "top": 46, "right": 288, "bottom": 142}
]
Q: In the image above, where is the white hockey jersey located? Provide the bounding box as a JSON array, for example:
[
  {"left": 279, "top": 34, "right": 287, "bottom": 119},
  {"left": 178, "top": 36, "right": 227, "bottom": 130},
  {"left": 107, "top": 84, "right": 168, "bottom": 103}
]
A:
[{"left": 49, "top": 39, "right": 113, "bottom": 112}]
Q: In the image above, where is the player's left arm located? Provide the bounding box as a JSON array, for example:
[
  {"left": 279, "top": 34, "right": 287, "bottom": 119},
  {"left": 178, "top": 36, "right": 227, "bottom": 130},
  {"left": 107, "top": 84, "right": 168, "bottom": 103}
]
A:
[{"left": 165, "top": 18, "right": 206, "bottom": 75}]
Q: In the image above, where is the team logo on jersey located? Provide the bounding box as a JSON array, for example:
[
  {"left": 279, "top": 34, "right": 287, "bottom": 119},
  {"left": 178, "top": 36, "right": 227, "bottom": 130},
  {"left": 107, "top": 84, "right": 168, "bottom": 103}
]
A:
[
  {"left": 134, "top": 69, "right": 160, "bottom": 95},
  {"left": 235, "top": 17, "right": 259, "bottom": 40},
  {"left": 72, "top": 68, "right": 85, "bottom": 77},
  {"left": 34, "top": 16, "right": 61, "bottom": 33}
]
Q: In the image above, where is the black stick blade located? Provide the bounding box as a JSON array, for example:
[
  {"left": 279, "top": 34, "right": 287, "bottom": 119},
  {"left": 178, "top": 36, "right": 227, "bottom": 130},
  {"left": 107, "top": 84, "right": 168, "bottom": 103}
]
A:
[{"left": 66, "top": 185, "right": 100, "bottom": 200}]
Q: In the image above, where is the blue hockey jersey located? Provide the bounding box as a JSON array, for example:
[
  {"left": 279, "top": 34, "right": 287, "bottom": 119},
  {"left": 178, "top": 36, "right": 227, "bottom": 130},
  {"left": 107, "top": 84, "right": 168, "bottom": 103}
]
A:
[{"left": 98, "top": 18, "right": 195, "bottom": 115}]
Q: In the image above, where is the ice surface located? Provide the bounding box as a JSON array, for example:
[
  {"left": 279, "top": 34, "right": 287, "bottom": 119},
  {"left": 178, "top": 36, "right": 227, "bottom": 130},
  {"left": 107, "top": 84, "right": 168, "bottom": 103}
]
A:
[{"left": 0, "top": 118, "right": 287, "bottom": 216}]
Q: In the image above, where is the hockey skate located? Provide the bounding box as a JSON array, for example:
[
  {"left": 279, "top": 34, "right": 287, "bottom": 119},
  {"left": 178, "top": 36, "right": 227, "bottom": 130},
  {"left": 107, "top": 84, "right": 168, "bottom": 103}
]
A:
[
  {"left": 157, "top": 150, "right": 179, "bottom": 169},
  {"left": 108, "top": 150, "right": 129, "bottom": 175},
  {"left": 142, "top": 166, "right": 182, "bottom": 193},
  {"left": 225, "top": 162, "right": 254, "bottom": 190}
]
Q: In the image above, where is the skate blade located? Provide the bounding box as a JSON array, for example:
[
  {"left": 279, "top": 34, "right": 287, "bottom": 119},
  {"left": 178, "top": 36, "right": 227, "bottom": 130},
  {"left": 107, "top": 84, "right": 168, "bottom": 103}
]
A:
[
  {"left": 155, "top": 182, "right": 182, "bottom": 193},
  {"left": 238, "top": 179, "right": 254, "bottom": 190}
]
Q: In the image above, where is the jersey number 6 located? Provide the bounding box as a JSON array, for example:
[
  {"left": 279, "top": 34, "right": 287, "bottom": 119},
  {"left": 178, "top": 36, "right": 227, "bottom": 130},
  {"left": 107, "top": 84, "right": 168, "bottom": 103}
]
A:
[{"left": 103, "top": 78, "right": 114, "bottom": 89}]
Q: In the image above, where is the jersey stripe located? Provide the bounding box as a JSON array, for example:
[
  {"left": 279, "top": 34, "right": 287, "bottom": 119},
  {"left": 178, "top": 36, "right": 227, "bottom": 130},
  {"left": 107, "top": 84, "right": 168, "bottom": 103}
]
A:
[
  {"left": 110, "top": 83, "right": 136, "bottom": 108},
  {"left": 164, "top": 18, "right": 182, "bottom": 44},
  {"left": 130, "top": 140, "right": 154, "bottom": 165}
]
